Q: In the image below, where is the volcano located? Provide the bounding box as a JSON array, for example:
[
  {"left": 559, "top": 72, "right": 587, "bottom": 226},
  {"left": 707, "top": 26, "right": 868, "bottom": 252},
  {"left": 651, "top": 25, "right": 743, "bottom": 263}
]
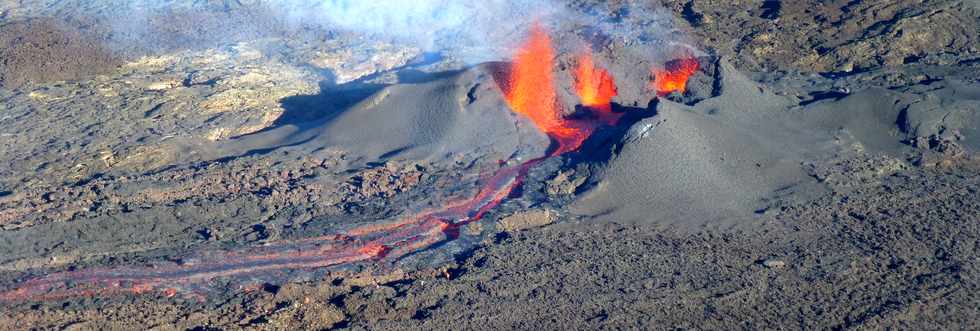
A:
[
  {"left": 1, "top": 1, "right": 979, "bottom": 329},
  {"left": 0, "top": 24, "right": 649, "bottom": 303}
]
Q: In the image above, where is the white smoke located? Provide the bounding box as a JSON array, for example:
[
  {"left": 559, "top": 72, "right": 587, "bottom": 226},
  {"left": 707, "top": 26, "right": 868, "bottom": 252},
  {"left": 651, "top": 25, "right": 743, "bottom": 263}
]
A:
[
  {"left": 279, "top": 0, "right": 563, "bottom": 61},
  {"left": 10, "top": 0, "right": 683, "bottom": 64}
]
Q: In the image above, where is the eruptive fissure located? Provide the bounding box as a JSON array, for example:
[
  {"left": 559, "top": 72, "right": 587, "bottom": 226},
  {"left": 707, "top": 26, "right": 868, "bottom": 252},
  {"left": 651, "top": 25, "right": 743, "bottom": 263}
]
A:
[
  {"left": 574, "top": 50, "right": 620, "bottom": 124},
  {"left": 0, "top": 25, "right": 698, "bottom": 303},
  {"left": 653, "top": 57, "right": 700, "bottom": 96},
  {"left": 503, "top": 24, "right": 583, "bottom": 154},
  {"left": 575, "top": 51, "right": 617, "bottom": 112}
]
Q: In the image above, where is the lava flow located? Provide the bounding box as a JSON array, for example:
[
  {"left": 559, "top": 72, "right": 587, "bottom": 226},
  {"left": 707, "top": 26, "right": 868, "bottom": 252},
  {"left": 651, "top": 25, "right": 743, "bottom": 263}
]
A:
[
  {"left": 0, "top": 25, "right": 636, "bottom": 303},
  {"left": 652, "top": 57, "right": 700, "bottom": 96}
]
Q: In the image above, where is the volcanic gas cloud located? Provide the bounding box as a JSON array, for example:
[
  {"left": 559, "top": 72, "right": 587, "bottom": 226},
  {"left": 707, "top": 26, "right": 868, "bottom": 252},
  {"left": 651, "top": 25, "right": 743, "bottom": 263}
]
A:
[{"left": 0, "top": 25, "right": 700, "bottom": 303}]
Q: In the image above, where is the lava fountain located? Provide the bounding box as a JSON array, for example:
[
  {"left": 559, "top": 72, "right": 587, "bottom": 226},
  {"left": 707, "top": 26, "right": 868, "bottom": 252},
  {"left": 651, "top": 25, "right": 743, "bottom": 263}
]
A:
[
  {"left": 0, "top": 25, "right": 699, "bottom": 303},
  {"left": 652, "top": 57, "right": 700, "bottom": 96},
  {"left": 504, "top": 24, "right": 589, "bottom": 154},
  {"left": 574, "top": 50, "right": 619, "bottom": 123}
]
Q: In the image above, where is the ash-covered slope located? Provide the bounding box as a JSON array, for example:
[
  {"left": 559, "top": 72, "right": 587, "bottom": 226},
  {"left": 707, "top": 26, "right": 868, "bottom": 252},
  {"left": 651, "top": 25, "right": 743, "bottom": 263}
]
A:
[
  {"left": 572, "top": 60, "right": 814, "bottom": 227},
  {"left": 572, "top": 59, "right": 980, "bottom": 228},
  {"left": 196, "top": 64, "right": 550, "bottom": 168}
]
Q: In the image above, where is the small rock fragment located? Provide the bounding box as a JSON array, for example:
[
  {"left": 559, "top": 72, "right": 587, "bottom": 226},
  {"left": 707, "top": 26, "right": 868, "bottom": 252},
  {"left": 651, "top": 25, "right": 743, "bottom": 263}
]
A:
[
  {"left": 546, "top": 170, "right": 586, "bottom": 197},
  {"left": 497, "top": 209, "right": 558, "bottom": 232},
  {"left": 762, "top": 259, "right": 786, "bottom": 268}
]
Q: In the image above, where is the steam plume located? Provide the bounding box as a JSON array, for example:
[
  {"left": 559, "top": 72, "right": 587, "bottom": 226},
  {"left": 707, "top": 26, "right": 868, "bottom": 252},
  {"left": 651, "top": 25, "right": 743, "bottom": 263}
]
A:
[{"left": 285, "top": 0, "right": 562, "bottom": 61}]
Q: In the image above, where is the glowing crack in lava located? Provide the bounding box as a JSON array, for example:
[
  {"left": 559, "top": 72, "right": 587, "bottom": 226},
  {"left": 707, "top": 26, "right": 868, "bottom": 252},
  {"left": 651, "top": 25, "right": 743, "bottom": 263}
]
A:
[
  {"left": 652, "top": 57, "right": 700, "bottom": 96},
  {"left": 0, "top": 26, "right": 627, "bottom": 303}
]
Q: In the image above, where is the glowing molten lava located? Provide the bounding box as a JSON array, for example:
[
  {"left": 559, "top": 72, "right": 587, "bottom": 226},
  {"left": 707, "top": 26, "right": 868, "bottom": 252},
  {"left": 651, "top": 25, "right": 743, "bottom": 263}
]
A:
[
  {"left": 504, "top": 24, "right": 585, "bottom": 154},
  {"left": 574, "top": 51, "right": 619, "bottom": 123},
  {"left": 575, "top": 52, "right": 617, "bottom": 109},
  {"left": 652, "top": 58, "right": 700, "bottom": 96}
]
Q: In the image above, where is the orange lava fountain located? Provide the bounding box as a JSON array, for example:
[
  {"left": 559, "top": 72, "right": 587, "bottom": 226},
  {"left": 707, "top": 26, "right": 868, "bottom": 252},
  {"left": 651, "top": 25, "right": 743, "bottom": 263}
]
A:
[
  {"left": 574, "top": 50, "right": 619, "bottom": 123},
  {"left": 652, "top": 57, "right": 700, "bottom": 96},
  {"left": 504, "top": 24, "right": 586, "bottom": 154}
]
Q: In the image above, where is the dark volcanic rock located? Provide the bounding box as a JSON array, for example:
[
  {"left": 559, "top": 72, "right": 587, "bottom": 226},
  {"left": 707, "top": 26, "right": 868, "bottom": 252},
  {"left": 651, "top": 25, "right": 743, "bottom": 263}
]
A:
[
  {"left": 663, "top": 0, "right": 980, "bottom": 73},
  {"left": 342, "top": 161, "right": 980, "bottom": 330},
  {"left": 0, "top": 18, "right": 119, "bottom": 89}
]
